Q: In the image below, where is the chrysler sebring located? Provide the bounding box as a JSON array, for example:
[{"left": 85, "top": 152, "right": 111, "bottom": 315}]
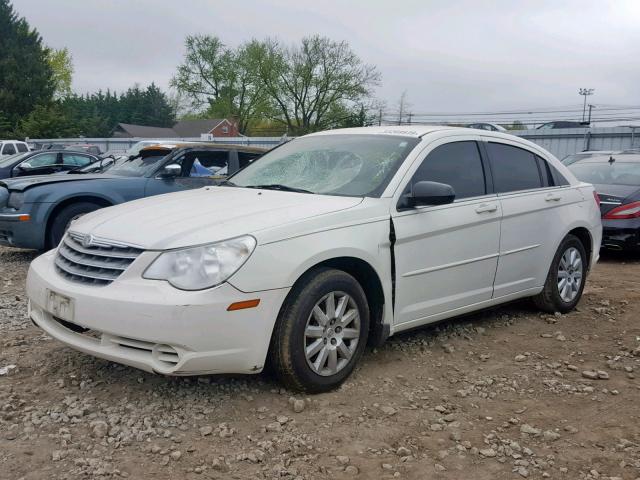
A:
[{"left": 26, "top": 126, "right": 602, "bottom": 392}]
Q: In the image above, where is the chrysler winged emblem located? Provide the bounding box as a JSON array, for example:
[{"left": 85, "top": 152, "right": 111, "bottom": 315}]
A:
[{"left": 81, "top": 234, "right": 95, "bottom": 248}]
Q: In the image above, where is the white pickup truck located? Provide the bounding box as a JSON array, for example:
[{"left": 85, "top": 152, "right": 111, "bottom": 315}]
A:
[{"left": 0, "top": 140, "right": 29, "bottom": 157}]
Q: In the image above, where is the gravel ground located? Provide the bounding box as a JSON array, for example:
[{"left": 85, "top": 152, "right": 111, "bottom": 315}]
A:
[{"left": 1, "top": 246, "right": 639, "bottom": 480}]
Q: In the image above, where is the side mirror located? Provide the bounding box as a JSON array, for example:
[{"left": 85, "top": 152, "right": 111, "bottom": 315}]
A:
[
  {"left": 160, "top": 163, "right": 181, "bottom": 178},
  {"left": 400, "top": 181, "right": 456, "bottom": 209}
]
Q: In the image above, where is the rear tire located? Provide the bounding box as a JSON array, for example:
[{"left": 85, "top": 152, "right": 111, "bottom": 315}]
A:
[
  {"left": 47, "top": 202, "right": 103, "bottom": 249},
  {"left": 533, "top": 234, "right": 587, "bottom": 313},
  {"left": 270, "top": 268, "right": 370, "bottom": 393}
]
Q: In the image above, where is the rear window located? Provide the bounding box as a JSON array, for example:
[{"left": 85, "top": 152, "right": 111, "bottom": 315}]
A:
[
  {"left": 487, "top": 143, "right": 542, "bottom": 193},
  {"left": 569, "top": 162, "right": 640, "bottom": 187},
  {"left": 2, "top": 143, "right": 16, "bottom": 155}
]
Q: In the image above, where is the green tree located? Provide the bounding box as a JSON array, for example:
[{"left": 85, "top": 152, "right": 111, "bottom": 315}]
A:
[
  {"left": 47, "top": 47, "right": 73, "bottom": 99},
  {"left": 254, "top": 35, "right": 380, "bottom": 134},
  {"left": 171, "top": 35, "right": 272, "bottom": 134},
  {"left": 0, "top": 0, "right": 54, "bottom": 132},
  {"left": 14, "top": 103, "right": 78, "bottom": 138}
]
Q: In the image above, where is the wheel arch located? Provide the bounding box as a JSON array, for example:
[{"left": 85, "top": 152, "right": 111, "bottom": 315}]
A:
[
  {"left": 44, "top": 195, "right": 114, "bottom": 247},
  {"left": 566, "top": 226, "right": 593, "bottom": 271},
  {"left": 276, "top": 255, "right": 389, "bottom": 348}
]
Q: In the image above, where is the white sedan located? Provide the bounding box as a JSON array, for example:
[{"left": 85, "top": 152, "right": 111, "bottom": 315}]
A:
[{"left": 26, "top": 126, "right": 602, "bottom": 392}]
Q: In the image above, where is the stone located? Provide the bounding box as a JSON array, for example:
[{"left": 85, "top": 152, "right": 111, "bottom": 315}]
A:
[
  {"left": 479, "top": 448, "right": 497, "bottom": 457},
  {"left": 396, "top": 447, "right": 411, "bottom": 457},
  {"left": 515, "top": 355, "right": 526, "bottom": 362},
  {"left": 380, "top": 406, "right": 397, "bottom": 416},
  {"left": 582, "top": 370, "right": 598, "bottom": 379},
  {"left": 336, "top": 455, "right": 350, "bottom": 465},
  {"left": 520, "top": 424, "right": 541, "bottom": 435},
  {"left": 292, "top": 399, "right": 306, "bottom": 413},
  {"left": 170, "top": 450, "right": 182, "bottom": 461},
  {"left": 543, "top": 430, "right": 561, "bottom": 442},
  {"left": 199, "top": 426, "right": 213, "bottom": 437},
  {"left": 90, "top": 420, "right": 108, "bottom": 438}
]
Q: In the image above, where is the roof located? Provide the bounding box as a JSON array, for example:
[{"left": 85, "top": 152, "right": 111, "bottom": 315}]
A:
[
  {"left": 139, "top": 142, "right": 266, "bottom": 153},
  {"left": 309, "top": 125, "right": 457, "bottom": 138},
  {"left": 115, "top": 123, "right": 177, "bottom": 138},
  {"left": 578, "top": 154, "right": 640, "bottom": 164},
  {"left": 172, "top": 119, "right": 227, "bottom": 137}
]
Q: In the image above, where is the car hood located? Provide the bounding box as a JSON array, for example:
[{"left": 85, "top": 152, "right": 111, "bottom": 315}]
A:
[
  {"left": 71, "top": 187, "right": 364, "bottom": 250},
  {"left": 0, "top": 174, "right": 125, "bottom": 191}
]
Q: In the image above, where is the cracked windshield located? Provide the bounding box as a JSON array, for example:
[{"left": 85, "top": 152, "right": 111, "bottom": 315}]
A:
[{"left": 230, "top": 134, "right": 419, "bottom": 196}]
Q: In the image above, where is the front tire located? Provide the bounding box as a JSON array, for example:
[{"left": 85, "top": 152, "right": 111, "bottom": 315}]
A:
[
  {"left": 533, "top": 234, "right": 587, "bottom": 313},
  {"left": 271, "top": 268, "right": 370, "bottom": 393},
  {"left": 47, "top": 202, "right": 103, "bottom": 249}
]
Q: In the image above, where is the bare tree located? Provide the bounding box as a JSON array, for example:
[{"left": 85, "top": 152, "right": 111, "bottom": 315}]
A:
[
  {"left": 396, "top": 91, "right": 411, "bottom": 125},
  {"left": 254, "top": 35, "right": 381, "bottom": 134}
]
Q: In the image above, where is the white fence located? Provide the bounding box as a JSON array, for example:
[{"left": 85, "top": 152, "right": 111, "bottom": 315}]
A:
[
  {"left": 28, "top": 136, "right": 287, "bottom": 153},
  {"left": 510, "top": 126, "right": 640, "bottom": 158},
  {"left": 28, "top": 127, "right": 640, "bottom": 159}
]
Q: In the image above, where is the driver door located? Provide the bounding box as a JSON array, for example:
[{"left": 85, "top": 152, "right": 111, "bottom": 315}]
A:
[
  {"left": 391, "top": 138, "right": 501, "bottom": 327},
  {"left": 144, "top": 150, "right": 230, "bottom": 197}
]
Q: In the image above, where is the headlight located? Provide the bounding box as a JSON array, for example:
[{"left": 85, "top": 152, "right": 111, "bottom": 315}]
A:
[
  {"left": 7, "top": 192, "right": 24, "bottom": 210},
  {"left": 143, "top": 235, "right": 256, "bottom": 290}
]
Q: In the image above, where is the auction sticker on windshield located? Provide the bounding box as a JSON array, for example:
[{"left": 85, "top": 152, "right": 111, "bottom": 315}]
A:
[{"left": 46, "top": 290, "right": 75, "bottom": 322}]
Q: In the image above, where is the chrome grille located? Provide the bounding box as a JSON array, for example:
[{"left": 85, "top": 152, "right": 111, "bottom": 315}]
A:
[{"left": 55, "top": 232, "right": 143, "bottom": 286}]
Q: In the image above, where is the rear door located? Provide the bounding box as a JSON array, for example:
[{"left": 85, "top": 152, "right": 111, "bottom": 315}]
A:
[
  {"left": 484, "top": 139, "right": 582, "bottom": 297},
  {"left": 61, "top": 153, "right": 96, "bottom": 172},
  {"left": 392, "top": 137, "right": 502, "bottom": 326}
]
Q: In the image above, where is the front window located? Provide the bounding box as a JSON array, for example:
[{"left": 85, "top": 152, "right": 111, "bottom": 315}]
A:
[
  {"left": 569, "top": 161, "right": 640, "bottom": 186},
  {"left": 229, "top": 134, "right": 420, "bottom": 197}
]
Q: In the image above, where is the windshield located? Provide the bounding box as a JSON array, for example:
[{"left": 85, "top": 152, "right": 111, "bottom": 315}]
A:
[
  {"left": 229, "top": 134, "right": 420, "bottom": 197},
  {"left": 569, "top": 161, "right": 640, "bottom": 186},
  {"left": 107, "top": 152, "right": 169, "bottom": 177},
  {"left": 0, "top": 152, "right": 29, "bottom": 168}
]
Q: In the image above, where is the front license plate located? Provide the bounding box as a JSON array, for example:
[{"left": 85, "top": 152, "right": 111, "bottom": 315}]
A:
[{"left": 46, "top": 290, "right": 75, "bottom": 322}]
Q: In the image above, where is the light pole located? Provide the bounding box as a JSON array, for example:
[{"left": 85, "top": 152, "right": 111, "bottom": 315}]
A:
[{"left": 579, "top": 88, "right": 594, "bottom": 123}]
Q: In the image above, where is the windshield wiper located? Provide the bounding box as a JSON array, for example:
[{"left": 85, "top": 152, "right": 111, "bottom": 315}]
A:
[
  {"left": 244, "top": 184, "right": 313, "bottom": 194},
  {"left": 218, "top": 180, "right": 236, "bottom": 187}
]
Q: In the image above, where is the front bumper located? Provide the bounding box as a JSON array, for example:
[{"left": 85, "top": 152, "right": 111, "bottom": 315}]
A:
[
  {"left": 27, "top": 250, "right": 290, "bottom": 375},
  {"left": 0, "top": 204, "right": 48, "bottom": 250},
  {"left": 601, "top": 218, "right": 640, "bottom": 251}
]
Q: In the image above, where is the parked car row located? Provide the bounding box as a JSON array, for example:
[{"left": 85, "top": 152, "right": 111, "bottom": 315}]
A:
[
  {"left": 0, "top": 143, "right": 265, "bottom": 249},
  {"left": 23, "top": 126, "right": 602, "bottom": 392}
]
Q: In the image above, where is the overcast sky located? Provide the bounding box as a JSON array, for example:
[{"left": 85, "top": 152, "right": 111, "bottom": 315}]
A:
[{"left": 12, "top": 0, "right": 640, "bottom": 123}]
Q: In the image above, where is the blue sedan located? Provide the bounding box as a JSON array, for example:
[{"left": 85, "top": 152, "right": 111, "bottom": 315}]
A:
[{"left": 0, "top": 143, "right": 265, "bottom": 250}]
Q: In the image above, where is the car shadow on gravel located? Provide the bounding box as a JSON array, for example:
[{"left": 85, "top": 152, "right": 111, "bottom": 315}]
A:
[
  {"left": 598, "top": 249, "right": 640, "bottom": 264},
  {"left": 37, "top": 297, "right": 540, "bottom": 396}
]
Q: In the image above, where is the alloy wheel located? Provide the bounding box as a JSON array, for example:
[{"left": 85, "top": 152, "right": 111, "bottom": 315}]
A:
[
  {"left": 557, "top": 246, "right": 583, "bottom": 302},
  {"left": 303, "top": 291, "right": 361, "bottom": 377}
]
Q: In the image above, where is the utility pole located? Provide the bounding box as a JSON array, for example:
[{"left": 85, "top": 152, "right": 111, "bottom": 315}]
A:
[
  {"left": 579, "top": 88, "right": 594, "bottom": 123},
  {"left": 378, "top": 108, "right": 382, "bottom": 126},
  {"left": 407, "top": 112, "right": 413, "bottom": 125},
  {"left": 587, "top": 104, "right": 595, "bottom": 126}
]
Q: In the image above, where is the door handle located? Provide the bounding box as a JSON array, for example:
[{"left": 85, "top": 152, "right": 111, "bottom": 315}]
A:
[
  {"left": 475, "top": 203, "right": 498, "bottom": 213},
  {"left": 545, "top": 193, "right": 562, "bottom": 202}
]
